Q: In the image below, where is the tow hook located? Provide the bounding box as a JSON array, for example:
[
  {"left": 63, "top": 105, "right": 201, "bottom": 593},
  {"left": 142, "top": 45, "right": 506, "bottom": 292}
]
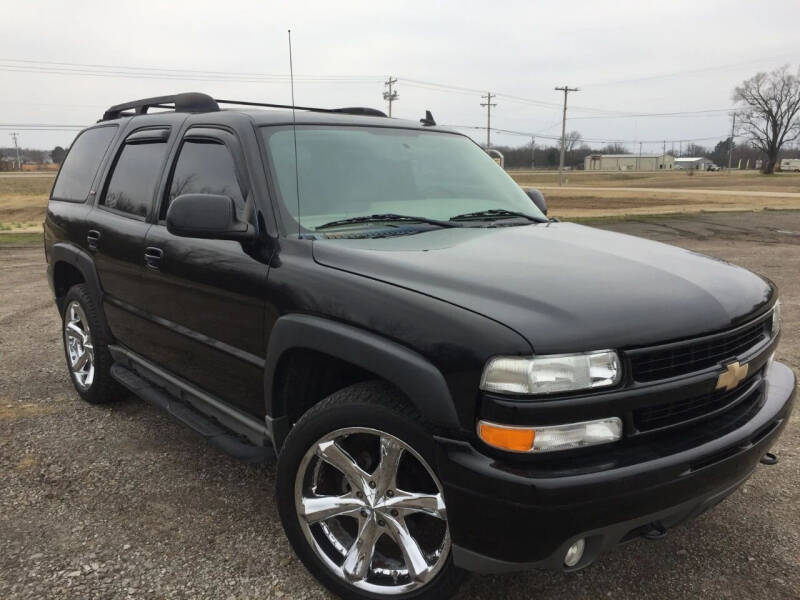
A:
[
  {"left": 760, "top": 452, "right": 779, "bottom": 466},
  {"left": 642, "top": 521, "right": 668, "bottom": 541}
]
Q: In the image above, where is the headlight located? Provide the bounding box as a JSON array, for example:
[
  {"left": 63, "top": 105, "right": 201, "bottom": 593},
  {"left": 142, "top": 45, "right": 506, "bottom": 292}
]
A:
[
  {"left": 772, "top": 300, "right": 781, "bottom": 337},
  {"left": 480, "top": 350, "right": 621, "bottom": 395}
]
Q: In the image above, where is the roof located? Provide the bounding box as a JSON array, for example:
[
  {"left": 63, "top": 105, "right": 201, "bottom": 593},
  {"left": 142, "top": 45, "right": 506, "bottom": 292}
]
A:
[
  {"left": 588, "top": 154, "right": 669, "bottom": 159},
  {"left": 674, "top": 157, "right": 711, "bottom": 163}
]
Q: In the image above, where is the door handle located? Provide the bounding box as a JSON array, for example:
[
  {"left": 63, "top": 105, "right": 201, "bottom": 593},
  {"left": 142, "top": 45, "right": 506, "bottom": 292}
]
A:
[
  {"left": 86, "top": 230, "right": 100, "bottom": 252},
  {"left": 144, "top": 247, "right": 164, "bottom": 270}
]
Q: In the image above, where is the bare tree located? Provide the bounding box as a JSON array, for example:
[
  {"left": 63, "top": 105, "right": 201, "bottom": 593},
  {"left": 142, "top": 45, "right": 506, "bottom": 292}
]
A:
[
  {"left": 564, "top": 130, "right": 582, "bottom": 166},
  {"left": 601, "top": 143, "right": 629, "bottom": 154},
  {"left": 733, "top": 65, "right": 800, "bottom": 174},
  {"left": 684, "top": 143, "right": 708, "bottom": 157}
]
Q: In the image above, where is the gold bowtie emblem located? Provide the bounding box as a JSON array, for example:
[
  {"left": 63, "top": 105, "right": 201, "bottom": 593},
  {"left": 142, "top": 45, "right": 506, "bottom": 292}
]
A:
[{"left": 716, "top": 361, "right": 749, "bottom": 391}]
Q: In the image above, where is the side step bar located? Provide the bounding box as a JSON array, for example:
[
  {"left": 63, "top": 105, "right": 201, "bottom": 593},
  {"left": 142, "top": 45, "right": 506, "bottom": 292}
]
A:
[{"left": 111, "top": 363, "right": 274, "bottom": 463}]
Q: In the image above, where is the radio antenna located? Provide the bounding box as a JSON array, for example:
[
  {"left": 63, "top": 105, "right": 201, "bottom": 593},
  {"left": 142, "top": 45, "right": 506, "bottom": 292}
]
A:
[{"left": 288, "top": 29, "right": 301, "bottom": 236}]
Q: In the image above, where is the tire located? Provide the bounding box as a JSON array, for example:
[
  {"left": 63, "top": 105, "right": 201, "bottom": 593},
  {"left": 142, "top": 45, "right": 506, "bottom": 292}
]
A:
[
  {"left": 276, "top": 381, "right": 467, "bottom": 600},
  {"left": 61, "top": 284, "right": 122, "bottom": 404}
]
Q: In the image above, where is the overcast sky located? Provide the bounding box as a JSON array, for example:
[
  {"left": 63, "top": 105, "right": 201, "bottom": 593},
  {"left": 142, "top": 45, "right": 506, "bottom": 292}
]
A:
[{"left": 2, "top": 0, "right": 799, "bottom": 153}]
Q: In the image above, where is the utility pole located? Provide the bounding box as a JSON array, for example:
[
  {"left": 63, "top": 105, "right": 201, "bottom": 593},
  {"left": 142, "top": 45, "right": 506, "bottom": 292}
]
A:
[
  {"left": 555, "top": 86, "right": 578, "bottom": 185},
  {"left": 728, "top": 112, "right": 736, "bottom": 173},
  {"left": 383, "top": 76, "right": 398, "bottom": 117},
  {"left": 480, "top": 92, "right": 496, "bottom": 148},
  {"left": 10, "top": 132, "right": 21, "bottom": 170},
  {"left": 531, "top": 135, "right": 536, "bottom": 169},
  {"left": 662, "top": 140, "right": 666, "bottom": 168},
  {"left": 638, "top": 142, "right": 642, "bottom": 171}
]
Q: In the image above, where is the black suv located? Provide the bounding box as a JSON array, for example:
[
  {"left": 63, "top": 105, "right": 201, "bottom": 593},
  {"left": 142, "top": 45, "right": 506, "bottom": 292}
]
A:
[{"left": 45, "top": 93, "right": 793, "bottom": 600}]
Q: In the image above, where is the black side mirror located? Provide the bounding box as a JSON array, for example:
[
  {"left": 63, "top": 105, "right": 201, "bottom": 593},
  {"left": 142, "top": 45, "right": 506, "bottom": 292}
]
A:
[
  {"left": 166, "top": 194, "right": 255, "bottom": 241},
  {"left": 525, "top": 188, "right": 547, "bottom": 215}
]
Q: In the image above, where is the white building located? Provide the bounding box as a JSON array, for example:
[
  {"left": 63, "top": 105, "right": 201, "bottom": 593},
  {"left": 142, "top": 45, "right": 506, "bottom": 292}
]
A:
[
  {"left": 584, "top": 153, "right": 674, "bottom": 171},
  {"left": 674, "top": 157, "right": 717, "bottom": 171}
]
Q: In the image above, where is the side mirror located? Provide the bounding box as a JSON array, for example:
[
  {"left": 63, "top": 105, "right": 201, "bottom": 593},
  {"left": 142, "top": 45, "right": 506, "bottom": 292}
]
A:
[
  {"left": 166, "top": 193, "right": 255, "bottom": 241},
  {"left": 525, "top": 188, "right": 547, "bottom": 215}
]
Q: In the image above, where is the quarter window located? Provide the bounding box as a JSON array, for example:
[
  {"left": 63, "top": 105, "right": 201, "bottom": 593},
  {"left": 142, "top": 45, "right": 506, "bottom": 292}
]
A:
[
  {"left": 164, "top": 140, "right": 244, "bottom": 218},
  {"left": 102, "top": 140, "right": 168, "bottom": 218},
  {"left": 51, "top": 126, "right": 117, "bottom": 202}
]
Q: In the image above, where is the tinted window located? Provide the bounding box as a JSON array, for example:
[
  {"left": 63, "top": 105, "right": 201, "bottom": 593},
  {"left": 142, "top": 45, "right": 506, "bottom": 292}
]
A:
[
  {"left": 165, "top": 140, "right": 244, "bottom": 218},
  {"left": 51, "top": 126, "right": 117, "bottom": 202},
  {"left": 102, "top": 141, "right": 168, "bottom": 218}
]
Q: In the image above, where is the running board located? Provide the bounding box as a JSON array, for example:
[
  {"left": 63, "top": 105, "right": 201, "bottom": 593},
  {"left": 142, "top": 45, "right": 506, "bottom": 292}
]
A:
[{"left": 111, "top": 363, "right": 274, "bottom": 463}]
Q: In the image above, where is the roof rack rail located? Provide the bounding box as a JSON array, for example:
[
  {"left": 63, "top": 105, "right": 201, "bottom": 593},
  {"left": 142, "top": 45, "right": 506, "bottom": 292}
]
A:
[
  {"left": 101, "top": 92, "right": 219, "bottom": 121},
  {"left": 215, "top": 98, "right": 387, "bottom": 118}
]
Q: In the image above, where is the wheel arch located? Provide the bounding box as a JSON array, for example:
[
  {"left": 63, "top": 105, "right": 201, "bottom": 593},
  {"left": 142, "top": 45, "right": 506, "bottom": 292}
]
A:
[
  {"left": 265, "top": 314, "right": 460, "bottom": 451},
  {"left": 49, "top": 242, "right": 105, "bottom": 314}
]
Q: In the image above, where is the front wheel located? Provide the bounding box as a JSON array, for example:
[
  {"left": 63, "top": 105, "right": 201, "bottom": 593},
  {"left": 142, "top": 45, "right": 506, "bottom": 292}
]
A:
[{"left": 275, "top": 382, "right": 466, "bottom": 600}]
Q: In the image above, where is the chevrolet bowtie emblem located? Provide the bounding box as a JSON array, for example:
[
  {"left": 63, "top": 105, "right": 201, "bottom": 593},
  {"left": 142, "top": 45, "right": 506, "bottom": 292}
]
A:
[{"left": 716, "top": 361, "right": 749, "bottom": 391}]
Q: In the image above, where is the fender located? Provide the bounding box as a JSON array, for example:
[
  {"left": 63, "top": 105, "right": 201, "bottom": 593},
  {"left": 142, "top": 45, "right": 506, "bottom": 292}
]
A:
[
  {"left": 48, "top": 242, "right": 106, "bottom": 312},
  {"left": 264, "top": 313, "right": 460, "bottom": 449}
]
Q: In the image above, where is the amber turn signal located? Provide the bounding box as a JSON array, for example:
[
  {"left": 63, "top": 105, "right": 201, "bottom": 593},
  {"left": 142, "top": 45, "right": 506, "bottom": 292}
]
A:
[{"left": 478, "top": 422, "right": 535, "bottom": 452}]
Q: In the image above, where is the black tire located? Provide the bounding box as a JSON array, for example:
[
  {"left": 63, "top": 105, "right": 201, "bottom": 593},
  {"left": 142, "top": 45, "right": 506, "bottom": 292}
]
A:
[
  {"left": 276, "top": 381, "right": 467, "bottom": 600},
  {"left": 61, "top": 284, "right": 122, "bottom": 404}
]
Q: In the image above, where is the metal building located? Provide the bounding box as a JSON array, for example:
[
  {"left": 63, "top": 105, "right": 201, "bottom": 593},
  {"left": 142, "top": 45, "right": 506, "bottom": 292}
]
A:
[
  {"left": 674, "top": 157, "right": 718, "bottom": 171},
  {"left": 584, "top": 153, "right": 674, "bottom": 171}
]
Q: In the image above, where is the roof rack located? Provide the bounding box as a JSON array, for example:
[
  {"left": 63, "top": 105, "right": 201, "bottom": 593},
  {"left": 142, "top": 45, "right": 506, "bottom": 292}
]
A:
[
  {"left": 101, "top": 92, "right": 219, "bottom": 121},
  {"left": 215, "top": 98, "right": 387, "bottom": 118},
  {"left": 101, "top": 93, "right": 388, "bottom": 122}
]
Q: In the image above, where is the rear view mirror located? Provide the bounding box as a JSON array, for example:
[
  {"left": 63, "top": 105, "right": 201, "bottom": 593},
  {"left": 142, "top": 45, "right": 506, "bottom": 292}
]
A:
[
  {"left": 166, "top": 193, "right": 255, "bottom": 241},
  {"left": 525, "top": 188, "right": 547, "bottom": 215}
]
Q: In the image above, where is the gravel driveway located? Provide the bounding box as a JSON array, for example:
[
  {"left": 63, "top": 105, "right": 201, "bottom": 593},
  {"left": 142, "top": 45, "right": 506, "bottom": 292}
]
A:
[{"left": 1, "top": 211, "right": 798, "bottom": 599}]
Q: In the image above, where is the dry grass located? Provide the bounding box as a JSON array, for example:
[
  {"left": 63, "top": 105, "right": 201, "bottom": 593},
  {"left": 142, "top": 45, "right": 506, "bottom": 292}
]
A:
[
  {"left": 3, "top": 171, "right": 800, "bottom": 232},
  {"left": 0, "top": 175, "right": 53, "bottom": 226},
  {"left": 509, "top": 169, "right": 800, "bottom": 191}
]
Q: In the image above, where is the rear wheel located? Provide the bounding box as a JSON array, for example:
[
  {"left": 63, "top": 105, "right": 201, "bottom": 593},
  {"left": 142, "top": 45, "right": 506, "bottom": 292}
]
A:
[
  {"left": 61, "top": 284, "right": 121, "bottom": 404},
  {"left": 276, "top": 382, "right": 466, "bottom": 600}
]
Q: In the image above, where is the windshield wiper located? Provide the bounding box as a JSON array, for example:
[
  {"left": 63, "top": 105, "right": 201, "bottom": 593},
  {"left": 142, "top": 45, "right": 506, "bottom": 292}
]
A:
[
  {"left": 449, "top": 209, "right": 544, "bottom": 223},
  {"left": 316, "top": 213, "right": 459, "bottom": 230}
]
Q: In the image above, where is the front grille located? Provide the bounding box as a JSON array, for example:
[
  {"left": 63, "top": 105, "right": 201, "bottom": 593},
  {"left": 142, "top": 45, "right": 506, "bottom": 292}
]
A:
[
  {"left": 632, "top": 381, "right": 762, "bottom": 432},
  {"left": 628, "top": 317, "right": 770, "bottom": 382}
]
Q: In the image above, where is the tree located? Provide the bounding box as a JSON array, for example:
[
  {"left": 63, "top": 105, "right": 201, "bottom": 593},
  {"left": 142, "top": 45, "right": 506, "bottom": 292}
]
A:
[
  {"left": 684, "top": 143, "right": 708, "bottom": 157},
  {"left": 565, "top": 130, "right": 582, "bottom": 165},
  {"left": 601, "top": 143, "right": 629, "bottom": 154},
  {"left": 51, "top": 146, "right": 67, "bottom": 163},
  {"left": 733, "top": 65, "right": 800, "bottom": 174}
]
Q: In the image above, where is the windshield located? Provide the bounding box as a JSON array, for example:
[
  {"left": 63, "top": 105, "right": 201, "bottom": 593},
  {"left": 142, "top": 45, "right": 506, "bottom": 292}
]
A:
[{"left": 262, "top": 125, "right": 546, "bottom": 233}]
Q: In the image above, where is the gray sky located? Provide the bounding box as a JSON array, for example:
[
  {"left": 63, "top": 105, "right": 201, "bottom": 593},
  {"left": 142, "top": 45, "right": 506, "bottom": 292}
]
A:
[{"left": 2, "top": 0, "right": 799, "bottom": 153}]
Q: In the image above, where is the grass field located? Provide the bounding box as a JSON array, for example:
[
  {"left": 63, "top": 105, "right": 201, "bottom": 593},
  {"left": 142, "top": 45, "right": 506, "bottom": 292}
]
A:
[
  {"left": 3, "top": 171, "right": 800, "bottom": 242},
  {"left": 508, "top": 169, "right": 800, "bottom": 191}
]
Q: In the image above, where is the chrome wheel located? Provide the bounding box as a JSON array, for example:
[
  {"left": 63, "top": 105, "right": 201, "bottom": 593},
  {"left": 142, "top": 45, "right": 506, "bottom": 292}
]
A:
[
  {"left": 64, "top": 300, "right": 94, "bottom": 390},
  {"left": 295, "top": 427, "right": 450, "bottom": 595}
]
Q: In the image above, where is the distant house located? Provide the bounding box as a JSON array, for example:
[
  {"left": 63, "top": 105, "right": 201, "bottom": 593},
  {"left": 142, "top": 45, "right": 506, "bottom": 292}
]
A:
[
  {"left": 584, "top": 153, "right": 674, "bottom": 171},
  {"left": 674, "top": 157, "right": 717, "bottom": 171}
]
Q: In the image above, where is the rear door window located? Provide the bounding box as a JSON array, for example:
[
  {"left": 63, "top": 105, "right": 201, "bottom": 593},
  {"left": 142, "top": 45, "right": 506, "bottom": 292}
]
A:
[
  {"left": 51, "top": 126, "right": 118, "bottom": 202},
  {"left": 102, "top": 139, "right": 168, "bottom": 219},
  {"left": 164, "top": 139, "right": 245, "bottom": 219}
]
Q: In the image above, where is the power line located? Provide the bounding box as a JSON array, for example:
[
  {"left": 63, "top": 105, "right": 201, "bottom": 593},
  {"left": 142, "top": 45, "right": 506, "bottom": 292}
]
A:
[
  {"left": 581, "top": 50, "right": 798, "bottom": 88},
  {"left": 0, "top": 58, "right": 745, "bottom": 118}
]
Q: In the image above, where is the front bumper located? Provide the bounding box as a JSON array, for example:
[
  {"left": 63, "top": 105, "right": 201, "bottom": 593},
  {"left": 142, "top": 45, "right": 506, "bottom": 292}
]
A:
[{"left": 436, "top": 361, "right": 795, "bottom": 573}]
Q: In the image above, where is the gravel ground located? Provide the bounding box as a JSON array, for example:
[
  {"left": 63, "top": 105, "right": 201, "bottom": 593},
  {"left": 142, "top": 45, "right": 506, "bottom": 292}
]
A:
[{"left": 1, "top": 210, "right": 798, "bottom": 600}]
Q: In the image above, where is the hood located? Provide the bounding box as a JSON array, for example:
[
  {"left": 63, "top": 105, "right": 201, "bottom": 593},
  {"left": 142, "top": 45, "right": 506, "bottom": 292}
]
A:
[{"left": 312, "top": 223, "right": 774, "bottom": 353}]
